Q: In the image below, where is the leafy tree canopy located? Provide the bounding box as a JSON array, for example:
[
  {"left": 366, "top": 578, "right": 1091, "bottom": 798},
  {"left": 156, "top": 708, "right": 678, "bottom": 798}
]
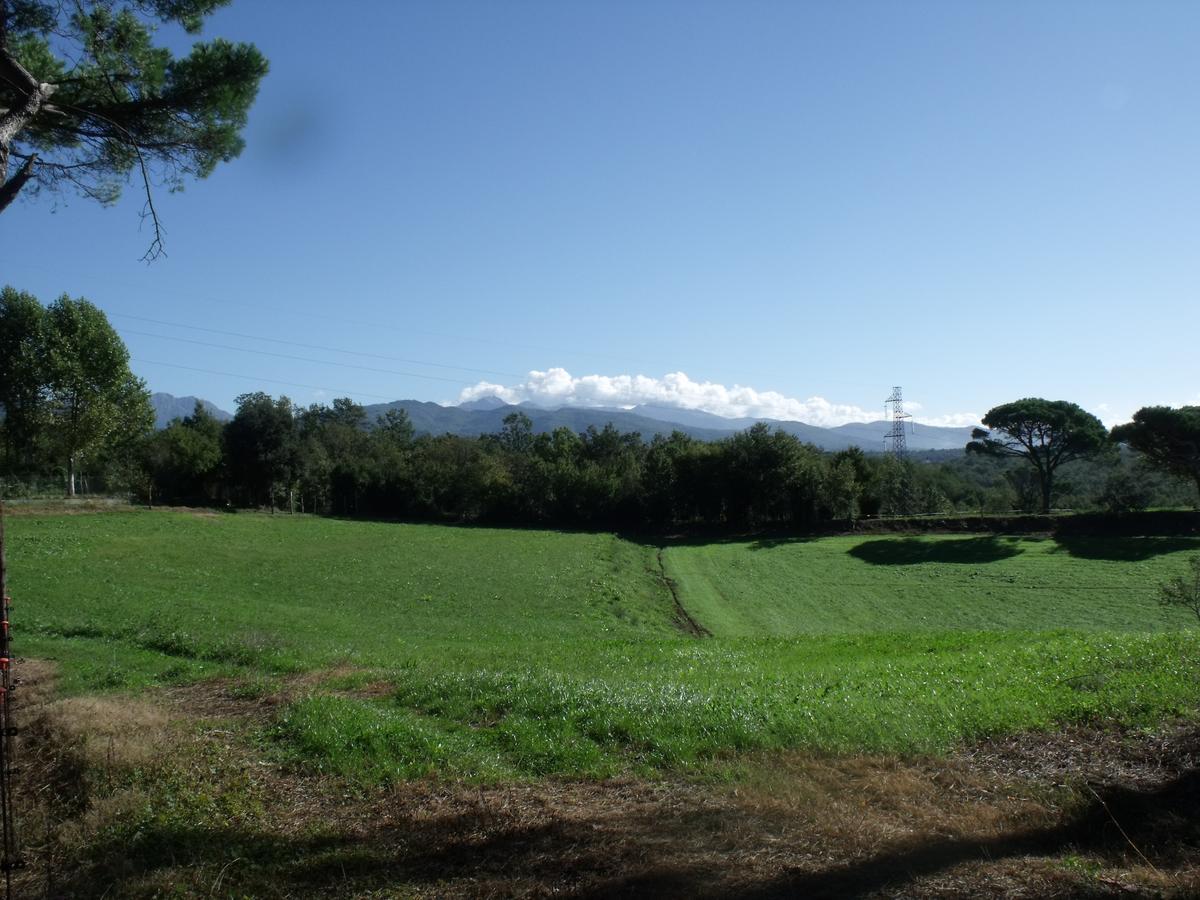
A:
[
  {"left": 0, "top": 289, "right": 153, "bottom": 494},
  {"left": 498, "top": 411, "right": 534, "bottom": 454},
  {"left": 0, "top": 0, "right": 267, "bottom": 257},
  {"left": 375, "top": 407, "right": 414, "bottom": 448},
  {"left": 43, "top": 294, "right": 153, "bottom": 491},
  {"left": 164, "top": 400, "right": 222, "bottom": 476},
  {"left": 222, "top": 391, "right": 296, "bottom": 508},
  {"left": 967, "top": 398, "right": 1107, "bottom": 513},
  {"left": 0, "top": 284, "right": 46, "bottom": 464},
  {"left": 1111, "top": 406, "right": 1200, "bottom": 502}
]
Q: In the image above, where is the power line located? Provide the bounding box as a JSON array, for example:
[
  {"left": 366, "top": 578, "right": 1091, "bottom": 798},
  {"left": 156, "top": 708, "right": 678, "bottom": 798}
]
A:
[
  {"left": 123, "top": 329, "right": 796, "bottom": 422},
  {"left": 130, "top": 359, "right": 402, "bottom": 402},
  {"left": 131, "top": 293, "right": 669, "bottom": 371},
  {"left": 12, "top": 259, "right": 664, "bottom": 370},
  {"left": 104, "top": 306, "right": 900, "bottom": 425},
  {"left": 12, "top": 260, "right": 896, "bottom": 395},
  {"left": 119, "top": 329, "right": 481, "bottom": 387},
  {"left": 108, "top": 312, "right": 524, "bottom": 379}
]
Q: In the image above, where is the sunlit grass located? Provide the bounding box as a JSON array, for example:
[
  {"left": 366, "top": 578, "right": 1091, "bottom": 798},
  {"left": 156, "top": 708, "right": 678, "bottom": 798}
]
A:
[
  {"left": 662, "top": 533, "right": 1200, "bottom": 635},
  {"left": 8, "top": 510, "right": 1199, "bottom": 780}
]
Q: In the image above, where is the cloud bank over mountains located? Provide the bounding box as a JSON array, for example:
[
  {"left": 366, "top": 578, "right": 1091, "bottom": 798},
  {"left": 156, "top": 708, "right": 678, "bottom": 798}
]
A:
[{"left": 458, "top": 369, "right": 980, "bottom": 428}]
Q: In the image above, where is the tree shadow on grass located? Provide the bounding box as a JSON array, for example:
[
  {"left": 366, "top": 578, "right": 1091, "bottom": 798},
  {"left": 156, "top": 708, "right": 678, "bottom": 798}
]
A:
[
  {"left": 746, "top": 535, "right": 822, "bottom": 551},
  {"left": 39, "top": 765, "right": 1200, "bottom": 899},
  {"left": 735, "top": 769, "right": 1200, "bottom": 899},
  {"left": 848, "top": 536, "right": 1026, "bottom": 566},
  {"left": 586, "top": 769, "right": 1200, "bottom": 899},
  {"left": 50, "top": 807, "right": 726, "bottom": 899},
  {"left": 1052, "top": 536, "right": 1200, "bottom": 562},
  {"left": 648, "top": 531, "right": 822, "bottom": 551}
]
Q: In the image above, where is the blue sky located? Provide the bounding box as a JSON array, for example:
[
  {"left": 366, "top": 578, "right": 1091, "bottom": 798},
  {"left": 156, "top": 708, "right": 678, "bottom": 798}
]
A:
[{"left": 4, "top": 0, "right": 1198, "bottom": 425}]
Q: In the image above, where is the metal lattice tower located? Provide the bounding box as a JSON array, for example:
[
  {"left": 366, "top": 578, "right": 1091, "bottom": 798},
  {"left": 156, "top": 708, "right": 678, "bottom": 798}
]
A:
[{"left": 883, "top": 386, "right": 912, "bottom": 459}]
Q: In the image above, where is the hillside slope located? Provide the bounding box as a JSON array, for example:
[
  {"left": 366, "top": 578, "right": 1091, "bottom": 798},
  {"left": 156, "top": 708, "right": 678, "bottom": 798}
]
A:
[{"left": 661, "top": 534, "right": 1200, "bottom": 636}]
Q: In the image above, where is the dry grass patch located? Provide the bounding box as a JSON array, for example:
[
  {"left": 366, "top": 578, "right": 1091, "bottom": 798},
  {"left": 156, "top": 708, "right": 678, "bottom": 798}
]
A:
[
  {"left": 3, "top": 499, "right": 133, "bottom": 516},
  {"left": 38, "top": 696, "right": 171, "bottom": 771},
  {"left": 7, "top": 663, "right": 1199, "bottom": 898},
  {"left": 729, "top": 752, "right": 1055, "bottom": 848}
]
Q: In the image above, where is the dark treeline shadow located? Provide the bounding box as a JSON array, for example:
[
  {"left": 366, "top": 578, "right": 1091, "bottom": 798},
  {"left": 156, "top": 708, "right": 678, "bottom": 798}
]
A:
[
  {"left": 1052, "top": 535, "right": 1200, "bottom": 562},
  {"left": 848, "top": 536, "right": 1027, "bottom": 566}
]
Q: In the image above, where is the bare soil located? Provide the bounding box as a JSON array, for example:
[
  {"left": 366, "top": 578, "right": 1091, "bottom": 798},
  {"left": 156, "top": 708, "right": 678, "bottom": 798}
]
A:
[
  {"left": 10, "top": 661, "right": 1200, "bottom": 899},
  {"left": 656, "top": 548, "right": 711, "bottom": 637}
]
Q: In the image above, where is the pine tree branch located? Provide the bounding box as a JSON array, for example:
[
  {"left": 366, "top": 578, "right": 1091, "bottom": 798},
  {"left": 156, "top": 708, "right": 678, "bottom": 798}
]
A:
[{"left": 0, "top": 148, "right": 33, "bottom": 211}]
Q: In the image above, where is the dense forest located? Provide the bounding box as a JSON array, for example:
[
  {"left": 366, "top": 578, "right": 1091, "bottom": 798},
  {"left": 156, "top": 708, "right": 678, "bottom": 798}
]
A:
[
  {"left": 2, "top": 392, "right": 1194, "bottom": 530},
  {"left": 2, "top": 287, "right": 1196, "bottom": 529}
]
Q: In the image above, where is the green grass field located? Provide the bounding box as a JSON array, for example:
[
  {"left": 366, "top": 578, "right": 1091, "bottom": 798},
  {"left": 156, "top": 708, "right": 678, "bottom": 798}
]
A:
[
  {"left": 8, "top": 510, "right": 1200, "bottom": 780},
  {"left": 662, "top": 533, "right": 1200, "bottom": 635}
]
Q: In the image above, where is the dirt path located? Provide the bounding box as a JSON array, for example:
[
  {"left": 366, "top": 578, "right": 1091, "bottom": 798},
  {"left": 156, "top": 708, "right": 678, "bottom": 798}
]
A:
[{"left": 657, "top": 547, "right": 712, "bottom": 637}]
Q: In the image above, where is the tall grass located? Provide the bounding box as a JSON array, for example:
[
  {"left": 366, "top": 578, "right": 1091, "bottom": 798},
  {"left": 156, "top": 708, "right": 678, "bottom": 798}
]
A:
[{"left": 274, "top": 630, "right": 1200, "bottom": 781}]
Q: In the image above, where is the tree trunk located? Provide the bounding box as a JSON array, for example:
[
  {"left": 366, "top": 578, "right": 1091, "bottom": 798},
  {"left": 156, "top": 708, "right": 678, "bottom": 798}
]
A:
[
  {"left": 1040, "top": 472, "right": 1052, "bottom": 514},
  {"left": 67, "top": 457, "right": 76, "bottom": 498},
  {"left": 0, "top": 152, "right": 35, "bottom": 213},
  {"left": 0, "top": 46, "right": 57, "bottom": 211}
]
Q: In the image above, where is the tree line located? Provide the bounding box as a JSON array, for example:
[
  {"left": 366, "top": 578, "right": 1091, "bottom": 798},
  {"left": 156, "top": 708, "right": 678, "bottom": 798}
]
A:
[
  {"left": 139, "top": 397, "right": 945, "bottom": 528},
  {"left": 2, "top": 287, "right": 1198, "bottom": 527}
]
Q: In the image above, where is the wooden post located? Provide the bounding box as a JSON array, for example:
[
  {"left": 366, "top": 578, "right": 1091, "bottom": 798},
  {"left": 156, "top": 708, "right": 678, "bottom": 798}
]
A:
[
  {"left": 0, "top": 496, "right": 12, "bottom": 898},
  {"left": 0, "top": 497, "right": 6, "bottom": 623}
]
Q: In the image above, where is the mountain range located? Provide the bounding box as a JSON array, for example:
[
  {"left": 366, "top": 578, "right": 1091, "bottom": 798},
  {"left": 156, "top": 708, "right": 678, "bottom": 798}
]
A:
[
  {"left": 150, "top": 393, "right": 233, "bottom": 429},
  {"left": 153, "top": 392, "right": 973, "bottom": 452}
]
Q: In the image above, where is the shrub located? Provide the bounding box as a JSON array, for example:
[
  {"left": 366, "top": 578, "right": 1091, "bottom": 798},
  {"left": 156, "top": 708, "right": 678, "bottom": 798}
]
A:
[{"left": 1160, "top": 555, "right": 1200, "bottom": 624}]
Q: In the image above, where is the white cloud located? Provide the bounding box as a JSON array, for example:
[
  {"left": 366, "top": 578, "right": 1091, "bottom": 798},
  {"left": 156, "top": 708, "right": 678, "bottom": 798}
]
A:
[
  {"left": 897, "top": 401, "right": 982, "bottom": 426},
  {"left": 917, "top": 412, "right": 984, "bottom": 428},
  {"left": 458, "top": 368, "right": 980, "bottom": 428}
]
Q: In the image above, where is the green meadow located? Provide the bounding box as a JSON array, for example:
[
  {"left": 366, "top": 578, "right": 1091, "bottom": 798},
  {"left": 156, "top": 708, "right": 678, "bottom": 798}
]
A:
[
  {"left": 8, "top": 510, "right": 1200, "bottom": 780},
  {"left": 662, "top": 532, "right": 1200, "bottom": 635}
]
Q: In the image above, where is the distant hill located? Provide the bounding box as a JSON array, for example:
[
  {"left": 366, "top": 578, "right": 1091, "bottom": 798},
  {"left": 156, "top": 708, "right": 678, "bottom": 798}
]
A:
[
  {"left": 459, "top": 395, "right": 510, "bottom": 411},
  {"left": 620, "top": 405, "right": 972, "bottom": 451},
  {"left": 151, "top": 393, "right": 232, "bottom": 429},
  {"left": 147, "top": 390, "right": 973, "bottom": 451},
  {"left": 639, "top": 409, "right": 856, "bottom": 448},
  {"left": 357, "top": 399, "right": 975, "bottom": 451},
  {"left": 827, "top": 420, "right": 975, "bottom": 452},
  {"left": 361, "top": 400, "right": 733, "bottom": 442}
]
